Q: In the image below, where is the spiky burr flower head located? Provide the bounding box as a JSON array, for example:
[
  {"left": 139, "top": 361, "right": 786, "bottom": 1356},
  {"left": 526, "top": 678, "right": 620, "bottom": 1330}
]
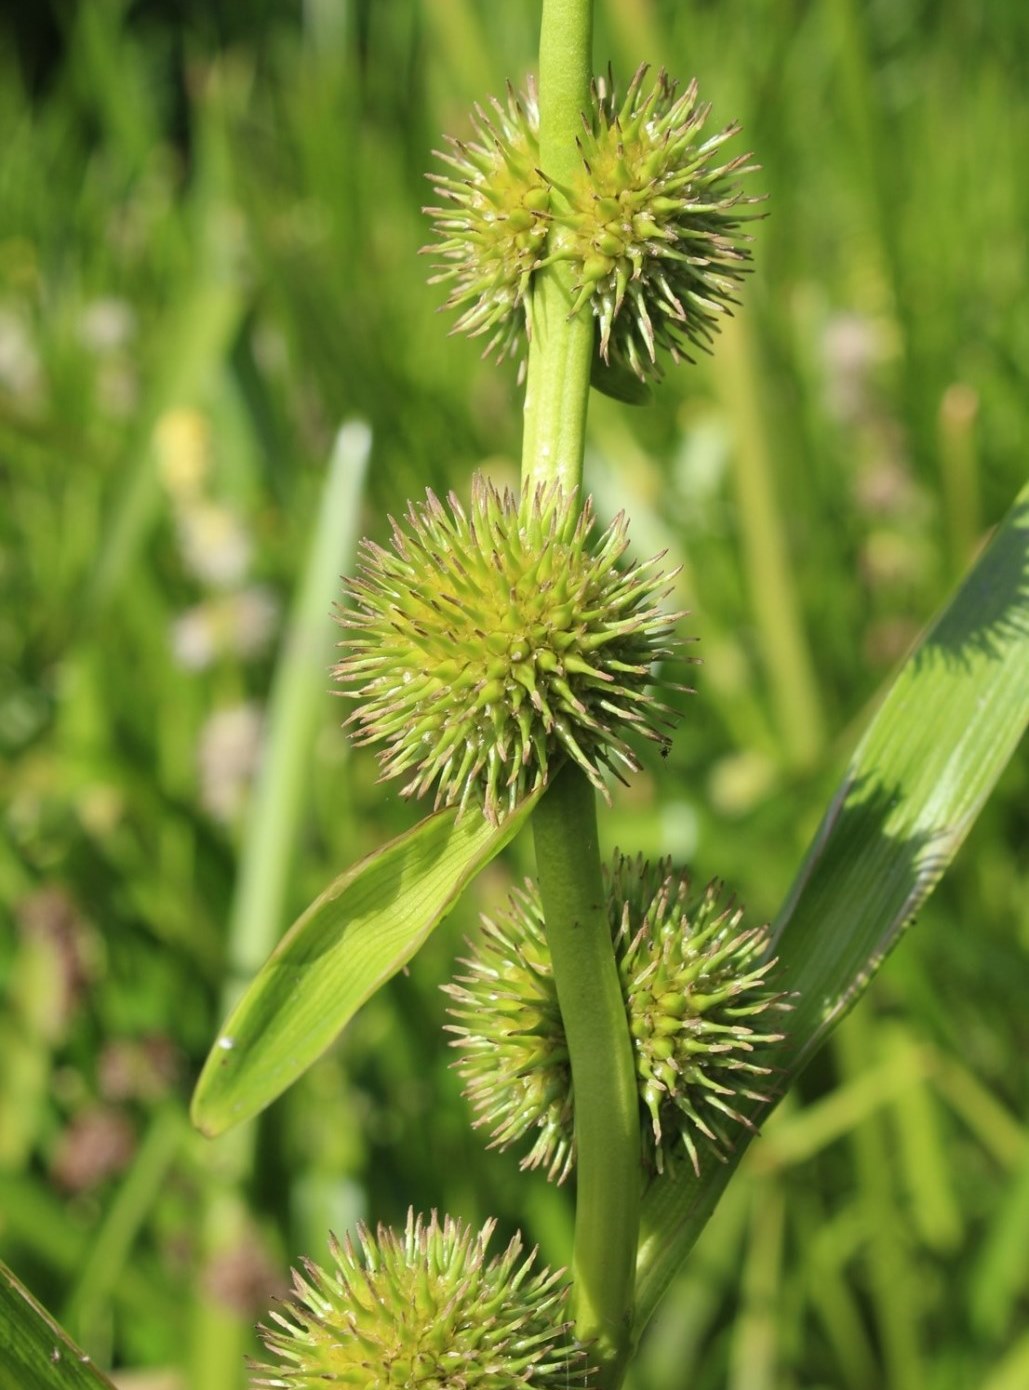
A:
[
  {"left": 552, "top": 65, "right": 759, "bottom": 382},
  {"left": 445, "top": 857, "right": 789, "bottom": 1183},
  {"left": 334, "top": 476, "right": 685, "bottom": 825},
  {"left": 424, "top": 70, "right": 757, "bottom": 383},
  {"left": 252, "top": 1210, "right": 591, "bottom": 1388},
  {"left": 423, "top": 81, "right": 548, "bottom": 366}
]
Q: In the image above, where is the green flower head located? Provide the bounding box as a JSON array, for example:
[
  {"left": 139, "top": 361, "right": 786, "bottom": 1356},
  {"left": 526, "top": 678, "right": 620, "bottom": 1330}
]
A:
[
  {"left": 425, "top": 69, "right": 759, "bottom": 384},
  {"left": 335, "top": 476, "right": 686, "bottom": 824},
  {"left": 446, "top": 856, "right": 789, "bottom": 1181},
  {"left": 423, "top": 81, "right": 548, "bottom": 368},
  {"left": 554, "top": 65, "right": 761, "bottom": 382},
  {"left": 252, "top": 1210, "right": 591, "bottom": 1388}
]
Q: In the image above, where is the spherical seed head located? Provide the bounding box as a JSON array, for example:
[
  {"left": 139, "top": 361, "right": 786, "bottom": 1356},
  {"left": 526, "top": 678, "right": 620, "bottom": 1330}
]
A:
[
  {"left": 252, "top": 1210, "right": 590, "bottom": 1388},
  {"left": 556, "top": 66, "right": 761, "bottom": 383},
  {"left": 445, "top": 857, "right": 788, "bottom": 1182},
  {"left": 424, "top": 82, "right": 549, "bottom": 367},
  {"left": 335, "top": 476, "right": 685, "bottom": 825},
  {"left": 445, "top": 886, "right": 576, "bottom": 1184},
  {"left": 615, "top": 858, "right": 788, "bottom": 1175}
]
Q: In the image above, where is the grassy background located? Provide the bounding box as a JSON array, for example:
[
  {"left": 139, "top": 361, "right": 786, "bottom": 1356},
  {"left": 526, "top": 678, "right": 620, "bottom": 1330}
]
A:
[{"left": 1, "top": 1, "right": 1026, "bottom": 1387}]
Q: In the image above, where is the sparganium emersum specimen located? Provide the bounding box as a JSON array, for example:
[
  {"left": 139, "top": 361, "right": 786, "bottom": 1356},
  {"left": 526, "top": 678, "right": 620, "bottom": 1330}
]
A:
[
  {"left": 555, "top": 65, "right": 759, "bottom": 382},
  {"left": 252, "top": 1210, "right": 590, "bottom": 1388},
  {"left": 423, "top": 80, "right": 548, "bottom": 368},
  {"left": 425, "top": 66, "right": 758, "bottom": 383},
  {"left": 445, "top": 855, "right": 789, "bottom": 1182},
  {"left": 334, "top": 476, "right": 685, "bottom": 825}
]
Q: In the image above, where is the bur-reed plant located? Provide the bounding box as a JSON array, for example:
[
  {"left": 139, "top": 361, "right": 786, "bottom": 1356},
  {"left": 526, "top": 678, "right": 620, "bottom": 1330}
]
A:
[
  {"left": 4, "top": 3, "right": 1024, "bottom": 1388},
  {"left": 184, "top": 3, "right": 1027, "bottom": 1388}
]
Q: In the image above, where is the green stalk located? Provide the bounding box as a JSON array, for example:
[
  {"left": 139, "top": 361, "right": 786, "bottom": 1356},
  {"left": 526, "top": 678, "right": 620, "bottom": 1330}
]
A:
[
  {"left": 522, "top": 4, "right": 640, "bottom": 1384},
  {"left": 834, "top": 1010, "right": 926, "bottom": 1390},
  {"left": 64, "top": 1107, "right": 184, "bottom": 1351},
  {"left": 714, "top": 314, "right": 825, "bottom": 770},
  {"left": 522, "top": 0, "right": 596, "bottom": 492},
  {"left": 532, "top": 767, "right": 639, "bottom": 1385}
]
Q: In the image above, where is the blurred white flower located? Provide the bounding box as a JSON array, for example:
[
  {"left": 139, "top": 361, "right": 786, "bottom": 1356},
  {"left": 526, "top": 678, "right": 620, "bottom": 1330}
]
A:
[
  {"left": 177, "top": 501, "right": 251, "bottom": 588},
  {"left": 171, "top": 605, "right": 219, "bottom": 671},
  {"left": 0, "top": 308, "right": 42, "bottom": 400},
  {"left": 171, "top": 585, "right": 281, "bottom": 671},
  {"left": 853, "top": 452, "right": 917, "bottom": 519},
  {"left": 230, "top": 584, "right": 281, "bottom": 659},
  {"left": 821, "top": 312, "right": 884, "bottom": 424},
  {"left": 197, "top": 703, "right": 263, "bottom": 823},
  {"left": 77, "top": 298, "right": 137, "bottom": 352}
]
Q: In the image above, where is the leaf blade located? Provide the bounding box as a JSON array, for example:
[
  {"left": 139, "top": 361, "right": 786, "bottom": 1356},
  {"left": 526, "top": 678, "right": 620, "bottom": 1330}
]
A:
[
  {"left": 633, "top": 484, "right": 1029, "bottom": 1331},
  {"left": 774, "top": 484, "right": 1029, "bottom": 1063},
  {"left": 0, "top": 1259, "right": 117, "bottom": 1390},
  {"left": 191, "top": 796, "right": 539, "bottom": 1137}
]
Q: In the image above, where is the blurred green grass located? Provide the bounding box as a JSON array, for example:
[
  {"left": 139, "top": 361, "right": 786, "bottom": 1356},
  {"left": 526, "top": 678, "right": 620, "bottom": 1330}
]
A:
[{"left": 0, "top": 2, "right": 1025, "bottom": 1387}]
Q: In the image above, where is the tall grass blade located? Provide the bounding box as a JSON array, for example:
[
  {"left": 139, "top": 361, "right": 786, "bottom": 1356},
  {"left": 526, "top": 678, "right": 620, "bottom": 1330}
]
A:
[
  {"left": 634, "top": 482, "right": 1029, "bottom": 1332},
  {"left": 225, "top": 419, "right": 372, "bottom": 989},
  {"left": 772, "top": 484, "right": 1028, "bottom": 1060}
]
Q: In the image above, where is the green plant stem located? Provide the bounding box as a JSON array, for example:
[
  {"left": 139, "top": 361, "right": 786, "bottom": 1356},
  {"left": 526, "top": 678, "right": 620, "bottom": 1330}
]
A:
[
  {"left": 522, "top": 0, "right": 596, "bottom": 493},
  {"left": 522, "top": 270, "right": 595, "bottom": 490},
  {"left": 521, "top": 7, "right": 639, "bottom": 1383},
  {"left": 714, "top": 314, "right": 825, "bottom": 769},
  {"left": 835, "top": 1010, "right": 926, "bottom": 1390},
  {"left": 64, "top": 1107, "right": 184, "bottom": 1351},
  {"left": 532, "top": 765, "right": 639, "bottom": 1385}
]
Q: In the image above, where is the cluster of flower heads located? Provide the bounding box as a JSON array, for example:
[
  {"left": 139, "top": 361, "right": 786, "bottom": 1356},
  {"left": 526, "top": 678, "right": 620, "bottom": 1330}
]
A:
[
  {"left": 445, "top": 855, "right": 789, "bottom": 1182},
  {"left": 252, "top": 1210, "right": 591, "bottom": 1388},
  {"left": 334, "top": 475, "right": 685, "bottom": 825},
  {"left": 424, "top": 65, "right": 759, "bottom": 383}
]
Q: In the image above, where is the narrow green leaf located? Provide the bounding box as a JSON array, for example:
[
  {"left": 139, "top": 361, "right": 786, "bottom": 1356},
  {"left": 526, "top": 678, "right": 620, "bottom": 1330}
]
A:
[
  {"left": 0, "top": 1259, "right": 116, "bottom": 1390},
  {"left": 191, "top": 796, "right": 540, "bottom": 1137},
  {"left": 634, "top": 483, "right": 1029, "bottom": 1332},
  {"left": 773, "top": 484, "right": 1028, "bottom": 1060},
  {"left": 225, "top": 419, "right": 372, "bottom": 987}
]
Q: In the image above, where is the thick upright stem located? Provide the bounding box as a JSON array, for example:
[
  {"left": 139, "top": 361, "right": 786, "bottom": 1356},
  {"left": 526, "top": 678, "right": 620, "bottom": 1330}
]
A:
[
  {"left": 522, "top": 275, "right": 595, "bottom": 491},
  {"left": 522, "top": 0, "right": 596, "bottom": 494},
  {"left": 521, "top": 10, "right": 640, "bottom": 1385},
  {"left": 532, "top": 767, "right": 639, "bottom": 1385}
]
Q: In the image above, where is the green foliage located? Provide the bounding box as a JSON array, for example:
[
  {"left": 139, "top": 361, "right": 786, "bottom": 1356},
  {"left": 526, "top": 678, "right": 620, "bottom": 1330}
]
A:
[
  {"left": 636, "top": 486, "right": 1029, "bottom": 1332},
  {"left": 1, "top": 1257, "right": 117, "bottom": 1389},
  {"left": 191, "top": 792, "right": 542, "bottom": 1137},
  {"left": 1, "top": 2, "right": 1026, "bottom": 1388}
]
